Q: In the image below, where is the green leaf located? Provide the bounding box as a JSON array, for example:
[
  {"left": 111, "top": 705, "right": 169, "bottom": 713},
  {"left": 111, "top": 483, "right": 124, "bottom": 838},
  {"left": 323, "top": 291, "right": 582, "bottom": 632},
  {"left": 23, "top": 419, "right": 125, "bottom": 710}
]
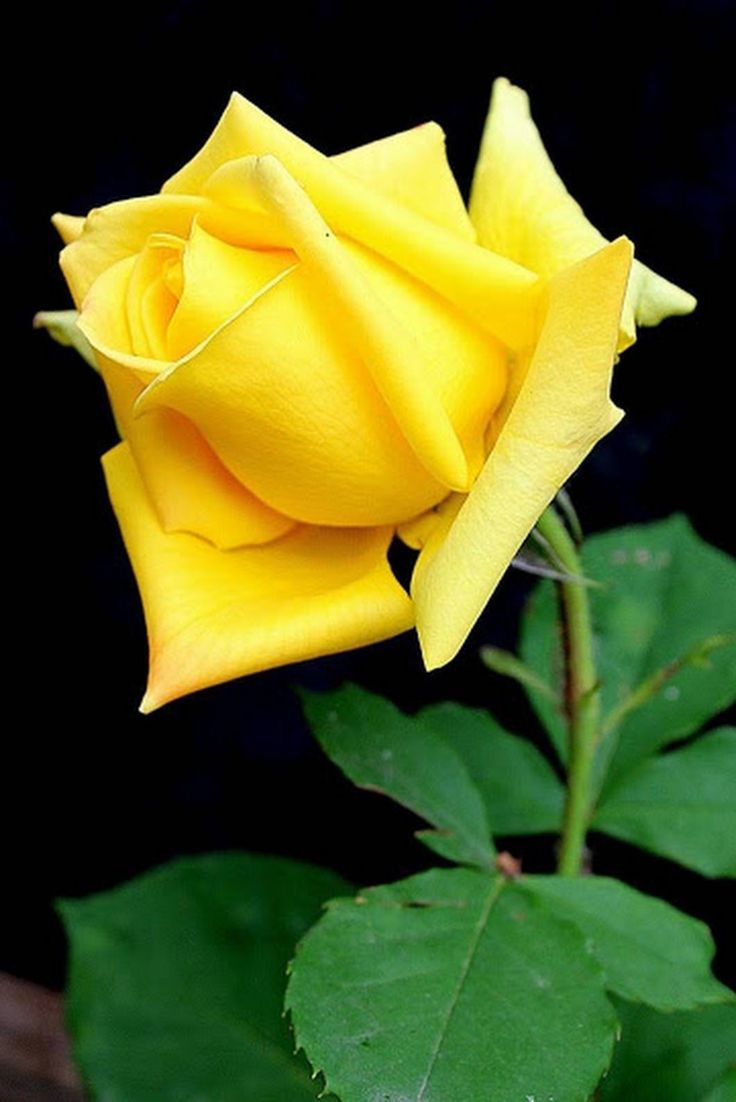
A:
[
  {"left": 34, "top": 309, "right": 98, "bottom": 369},
  {"left": 480, "top": 645, "right": 558, "bottom": 702},
  {"left": 519, "top": 576, "right": 568, "bottom": 760},
  {"left": 599, "top": 998, "right": 736, "bottom": 1102},
  {"left": 59, "top": 853, "right": 348, "bottom": 1101},
  {"left": 520, "top": 516, "right": 736, "bottom": 786},
  {"left": 594, "top": 727, "right": 736, "bottom": 877},
  {"left": 525, "top": 875, "right": 732, "bottom": 1010},
  {"left": 418, "top": 702, "right": 565, "bottom": 835},
  {"left": 302, "top": 685, "right": 494, "bottom": 868},
  {"left": 701, "top": 1067, "right": 736, "bottom": 1102},
  {"left": 287, "top": 867, "right": 617, "bottom": 1102}
]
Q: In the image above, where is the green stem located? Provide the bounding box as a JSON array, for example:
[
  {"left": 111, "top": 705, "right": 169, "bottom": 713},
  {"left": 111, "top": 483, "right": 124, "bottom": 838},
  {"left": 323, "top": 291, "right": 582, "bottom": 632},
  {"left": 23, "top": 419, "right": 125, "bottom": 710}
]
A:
[{"left": 536, "top": 505, "right": 601, "bottom": 876}]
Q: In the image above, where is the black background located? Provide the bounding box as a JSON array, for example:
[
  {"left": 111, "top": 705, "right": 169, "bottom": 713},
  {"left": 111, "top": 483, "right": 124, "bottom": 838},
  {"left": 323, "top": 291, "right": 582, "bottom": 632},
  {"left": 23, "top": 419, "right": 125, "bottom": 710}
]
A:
[{"left": 10, "top": 0, "right": 735, "bottom": 991}]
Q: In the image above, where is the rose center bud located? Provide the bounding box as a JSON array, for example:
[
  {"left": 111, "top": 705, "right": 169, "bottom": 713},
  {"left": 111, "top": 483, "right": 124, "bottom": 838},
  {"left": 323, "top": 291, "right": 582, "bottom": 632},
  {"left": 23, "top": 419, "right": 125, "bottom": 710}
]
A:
[{"left": 98, "top": 218, "right": 509, "bottom": 530}]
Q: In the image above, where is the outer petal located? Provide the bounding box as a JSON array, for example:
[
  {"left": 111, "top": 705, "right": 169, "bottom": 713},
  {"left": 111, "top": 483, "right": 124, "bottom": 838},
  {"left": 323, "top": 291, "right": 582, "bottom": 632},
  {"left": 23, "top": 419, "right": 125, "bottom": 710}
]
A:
[
  {"left": 102, "top": 443, "right": 414, "bottom": 712},
  {"left": 332, "top": 122, "right": 475, "bottom": 241},
  {"left": 470, "top": 78, "right": 695, "bottom": 347},
  {"left": 166, "top": 92, "right": 539, "bottom": 348},
  {"left": 166, "top": 100, "right": 474, "bottom": 240},
  {"left": 101, "top": 358, "right": 295, "bottom": 549},
  {"left": 414, "top": 238, "right": 632, "bottom": 670},
  {"left": 51, "top": 212, "right": 85, "bottom": 244}
]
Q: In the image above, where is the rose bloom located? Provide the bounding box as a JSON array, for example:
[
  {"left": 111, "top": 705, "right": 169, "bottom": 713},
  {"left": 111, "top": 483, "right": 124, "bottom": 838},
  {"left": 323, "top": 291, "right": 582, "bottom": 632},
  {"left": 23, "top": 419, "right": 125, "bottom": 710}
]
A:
[{"left": 51, "top": 79, "right": 693, "bottom": 711}]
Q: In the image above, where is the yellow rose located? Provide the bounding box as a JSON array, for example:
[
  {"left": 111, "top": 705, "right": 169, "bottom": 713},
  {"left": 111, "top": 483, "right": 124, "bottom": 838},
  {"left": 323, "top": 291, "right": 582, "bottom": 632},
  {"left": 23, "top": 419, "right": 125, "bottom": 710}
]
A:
[{"left": 48, "top": 78, "right": 694, "bottom": 712}]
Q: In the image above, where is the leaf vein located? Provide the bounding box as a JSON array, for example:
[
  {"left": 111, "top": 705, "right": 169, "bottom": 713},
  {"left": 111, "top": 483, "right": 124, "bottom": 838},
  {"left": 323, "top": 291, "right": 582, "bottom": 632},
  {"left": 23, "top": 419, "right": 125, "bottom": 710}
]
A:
[{"left": 415, "top": 878, "right": 505, "bottom": 1101}]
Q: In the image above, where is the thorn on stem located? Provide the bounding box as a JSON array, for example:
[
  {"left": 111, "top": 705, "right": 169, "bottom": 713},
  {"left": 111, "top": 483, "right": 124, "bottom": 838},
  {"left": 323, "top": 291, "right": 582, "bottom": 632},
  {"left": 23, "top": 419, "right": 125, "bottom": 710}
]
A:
[{"left": 495, "top": 851, "right": 522, "bottom": 879}]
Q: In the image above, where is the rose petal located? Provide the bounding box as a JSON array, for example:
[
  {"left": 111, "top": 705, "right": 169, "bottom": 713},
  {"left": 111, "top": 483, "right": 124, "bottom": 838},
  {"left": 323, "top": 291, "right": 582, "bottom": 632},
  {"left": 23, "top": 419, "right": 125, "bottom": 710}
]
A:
[
  {"left": 135, "top": 260, "right": 448, "bottom": 527},
  {"left": 71, "top": 247, "right": 295, "bottom": 550},
  {"left": 77, "top": 255, "right": 165, "bottom": 388},
  {"left": 51, "top": 212, "right": 85, "bottom": 244},
  {"left": 102, "top": 443, "right": 413, "bottom": 712},
  {"left": 166, "top": 222, "right": 295, "bottom": 360},
  {"left": 80, "top": 255, "right": 138, "bottom": 359},
  {"left": 332, "top": 122, "right": 475, "bottom": 241},
  {"left": 413, "top": 238, "right": 632, "bottom": 669},
  {"left": 470, "top": 77, "right": 695, "bottom": 348},
  {"left": 252, "top": 154, "right": 470, "bottom": 490},
  {"left": 125, "top": 236, "right": 183, "bottom": 358},
  {"left": 101, "top": 359, "right": 295, "bottom": 550},
  {"left": 165, "top": 92, "right": 539, "bottom": 348},
  {"left": 60, "top": 194, "right": 204, "bottom": 307}
]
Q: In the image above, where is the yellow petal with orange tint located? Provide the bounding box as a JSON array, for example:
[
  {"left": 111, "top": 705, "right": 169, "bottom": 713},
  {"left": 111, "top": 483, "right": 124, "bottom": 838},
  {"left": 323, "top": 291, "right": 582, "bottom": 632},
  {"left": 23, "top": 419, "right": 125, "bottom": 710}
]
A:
[
  {"left": 165, "top": 93, "right": 538, "bottom": 348},
  {"left": 102, "top": 443, "right": 413, "bottom": 711},
  {"left": 100, "top": 357, "right": 294, "bottom": 549},
  {"left": 414, "top": 238, "right": 633, "bottom": 670},
  {"left": 470, "top": 78, "right": 695, "bottom": 348}
]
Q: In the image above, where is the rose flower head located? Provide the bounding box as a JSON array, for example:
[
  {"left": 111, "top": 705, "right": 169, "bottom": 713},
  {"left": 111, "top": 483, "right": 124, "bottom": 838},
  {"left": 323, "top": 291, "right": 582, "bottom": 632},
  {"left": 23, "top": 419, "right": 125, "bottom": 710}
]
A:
[{"left": 44, "top": 78, "right": 694, "bottom": 711}]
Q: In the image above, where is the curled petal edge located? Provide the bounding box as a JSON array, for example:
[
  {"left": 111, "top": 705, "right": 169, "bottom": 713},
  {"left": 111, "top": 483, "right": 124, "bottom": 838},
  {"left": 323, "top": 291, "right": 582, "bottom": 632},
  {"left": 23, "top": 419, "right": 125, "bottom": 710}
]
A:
[
  {"left": 414, "top": 237, "right": 633, "bottom": 670},
  {"left": 470, "top": 77, "right": 695, "bottom": 350}
]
